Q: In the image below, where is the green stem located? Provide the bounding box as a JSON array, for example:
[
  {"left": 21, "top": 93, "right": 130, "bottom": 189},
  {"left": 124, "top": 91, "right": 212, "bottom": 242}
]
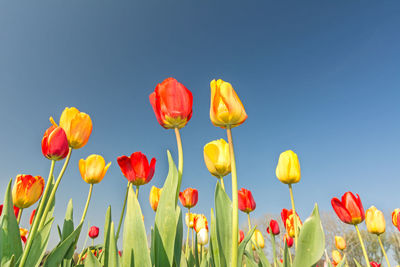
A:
[
  {"left": 200, "top": 244, "right": 203, "bottom": 263},
  {"left": 17, "top": 208, "right": 23, "bottom": 224},
  {"left": 116, "top": 182, "right": 130, "bottom": 240},
  {"left": 355, "top": 225, "right": 370, "bottom": 266},
  {"left": 227, "top": 127, "right": 238, "bottom": 267},
  {"left": 288, "top": 184, "right": 298, "bottom": 250},
  {"left": 247, "top": 213, "right": 251, "bottom": 232},
  {"left": 219, "top": 176, "right": 225, "bottom": 191},
  {"left": 19, "top": 159, "right": 55, "bottom": 267},
  {"left": 378, "top": 235, "right": 390, "bottom": 267},
  {"left": 186, "top": 208, "right": 191, "bottom": 256},
  {"left": 271, "top": 234, "right": 277, "bottom": 267},
  {"left": 80, "top": 184, "right": 94, "bottom": 223},
  {"left": 192, "top": 228, "right": 194, "bottom": 254},
  {"left": 92, "top": 238, "right": 94, "bottom": 247},
  {"left": 174, "top": 128, "right": 184, "bottom": 203},
  {"left": 136, "top": 185, "right": 139, "bottom": 198}
]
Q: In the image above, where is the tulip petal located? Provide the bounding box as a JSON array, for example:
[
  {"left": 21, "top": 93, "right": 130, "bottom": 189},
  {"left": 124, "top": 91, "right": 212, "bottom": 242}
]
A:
[
  {"left": 117, "top": 156, "right": 136, "bottom": 182},
  {"left": 331, "top": 198, "right": 352, "bottom": 224}
]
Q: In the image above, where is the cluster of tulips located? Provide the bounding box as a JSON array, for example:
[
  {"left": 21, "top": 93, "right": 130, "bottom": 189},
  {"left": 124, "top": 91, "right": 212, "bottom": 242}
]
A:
[{"left": 0, "top": 77, "right": 399, "bottom": 267}]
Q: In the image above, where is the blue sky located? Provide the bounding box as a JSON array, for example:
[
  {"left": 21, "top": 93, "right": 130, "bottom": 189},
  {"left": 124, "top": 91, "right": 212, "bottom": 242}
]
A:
[{"left": 0, "top": 1, "right": 399, "bottom": 248}]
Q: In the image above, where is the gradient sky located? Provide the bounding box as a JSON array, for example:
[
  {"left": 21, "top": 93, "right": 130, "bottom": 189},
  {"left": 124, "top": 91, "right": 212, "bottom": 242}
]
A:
[{"left": 1, "top": 1, "right": 399, "bottom": 249}]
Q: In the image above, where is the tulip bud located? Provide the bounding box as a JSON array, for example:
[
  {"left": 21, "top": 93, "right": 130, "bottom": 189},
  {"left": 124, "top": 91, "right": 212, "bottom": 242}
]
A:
[
  {"left": 281, "top": 209, "right": 302, "bottom": 238},
  {"left": 238, "top": 188, "right": 256, "bottom": 213},
  {"left": 275, "top": 150, "right": 301, "bottom": 184},
  {"left": 332, "top": 250, "right": 342, "bottom": 265},
  {"left": 370, "top": 262, "right": 381, "bottom": 267},
  {"left": 89, "top": 226, "right": 99, "bottom": 239},
  {"left": 149, "top": 186, "right": 162, "bottom": 212},
  {"left": 30, "top": 209, "right": 36, "bottom": 225},
  {"left": 239, "top": 230, "right": 244, "bottom": 244},
  {"left": 251, "top": 229, "right": 265, "bottom": 250},
  {"left": 12, "top": 175, "right": 45, "bottom": 209},
  {"left": 284, "top": 234, "right": 293, "bottom": 248},
  {"left": 334, "top": 236, "right": 346, "bottom": 250},
  {"left": 117, "top": 152, "right": 156, "bottom": 186},
  {"left": 203, "top": 139, "right": 231, "bottom": 178},
  {"left": 41, "top": 125, "right": 69, "bottom": 161},
  {"left": 193, "top": 214, "right": 208, "bottom": 233},
  {"left": 79, "top": 154, "right": 111, "bottom": 184},
  {"left": 392, "top": 208, "right": 400, "bottom": 232},
  {"left": 185, "top": 212, "right": 197, "bottom": 228},
  {"left": 20, "top": 228, "right": 28, "bottom": 244},
  {"left": 197, "top": 228, "right": 209, "bottom": 245},
  {"left": 331, "top": 192, "right": 365, "bottom": 225},
  {"left": 366, "top": 206, "right": 386, "bottom": 235},
  {"left": 179, "top": 188, "right": 198, "bottom": 209},
  {"left": 267, "top": 219, "right": 280, "bottom": 235}
]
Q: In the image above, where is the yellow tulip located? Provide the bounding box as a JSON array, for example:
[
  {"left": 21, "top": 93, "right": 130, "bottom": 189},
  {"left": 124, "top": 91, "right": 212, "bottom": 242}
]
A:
[
  {"left": 209, "top": 79, "right": 247, "bottom": 129},
  {"left": 332, "top": 250, "right": 342, "bottom": 265},
  {"left": 185, "top": 212, "right": 197, "bottom": 228},
  {"left": 251, "top": 229, "right": 265, "bottom": 250},
  {"left": 54, "top": 107, "right": 93, "bottom": 149},
  {"left": 275, "top": 150, "right": 301, "bottom": 184},
  {"left": 334, "top": 236, "right": 346, "bottom": 250},
  {"left": 366, "top": 206, "right": 386, "bottom": 235},
  {"left": 12, "top": 174, "right": 45, "bottom": 209},
  {"left": 79, "top": 154, "right": 111, "bottom": 184},
  {"left": 203, "top": 139, "right": 231, "bottom": 178},
  {"left": 149, "top": 186, "right": 162, "bottom": 212}
]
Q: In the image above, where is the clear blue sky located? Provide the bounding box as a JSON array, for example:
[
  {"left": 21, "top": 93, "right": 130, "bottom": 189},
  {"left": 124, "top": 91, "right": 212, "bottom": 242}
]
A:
[{"left": 0, "top": 1, "right": 399, "bottom": 248}]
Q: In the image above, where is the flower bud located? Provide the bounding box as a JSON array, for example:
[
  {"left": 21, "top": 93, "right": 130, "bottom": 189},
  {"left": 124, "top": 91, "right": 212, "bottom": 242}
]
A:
[
  {"left": 238, "top": 188, "right": 256, "bottom": 213},
  {"left": 41, "top": 125, "right": 69, "bottom": 160},
  {"left": 57, "top": 107, "right": 92, "bottom": 149},
  {"left": 179, "top": 188, "right": 198, "bottom": 209},
  {"left": 332, "top": 250, "right": 342, "bottom": 265},
  {"left": 203, "top": 139, "right": 231, "bottom": 178},
  {"left": 267, "top": 219, "right": 280, "bottom": 235},
  {"left": 149, "top": 186, "right": 162, "bottom": 212},
  {"left": 197, "top": 228, "right": 209, "bottom": 245},
  {"left": 251, "top": 229, "right": 264, "bottom": 250},
  {"left": 276, "top": 150, "right": 301, "bottom": 184},
  {"left": 365, "top": 206, "right": 385, "bottom": 235},
  {"left": 89, "top": 226, "right": 99, "bottom": 239},
  {"left": 334, "top": 236, "right": 346, "bottom": 250},
  {"left": 79, "top": 154, "right": 111, "bottom": 184},
  {"left": 12, "top": 175, "right": 44, "bottom": 209}
]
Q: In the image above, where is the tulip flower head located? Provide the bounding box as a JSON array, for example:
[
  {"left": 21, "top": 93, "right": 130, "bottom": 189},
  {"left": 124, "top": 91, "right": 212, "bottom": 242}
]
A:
[
  {"left": 117, "top": 152, "right": 156, "bottom": 186},
  {"left": 370, "top": 262, "right": 381, "bottom": 267},
  {"left": 209, "top": 79, "right": 247, "bottom": 129},
  {"left": 334, "top": 236, "right": 346, "bottom": 251},
  {"left": 149, "top": 186, "right": 162, "bottom": 212},
  {"left": 203, "top": 139, "right": 231, "bottom": 178},
  {"left": 392, "top": 208, "right": 400, "bottom": 232},
  {"left": 30, "top": 209, "right": 36, "bottom": 225},
  {"left": 149, "top": 78, "right": 193, "bottom": 129},
  {"left": 12, "top": 175, "right": 45, "bottom": 209},
  {"left": 41, "top": 125, "right": 69, "bottom": 161},
  {"left": 0, "top": 204, "right": 20, "bottom": 218},
  {"left": 239, "top": 230, "right": 245, "bottom": 244},
  {"left": 179, "top": 188, "right": 198, "bottom": 209},
  {"left": 281, "top": 208, "right": 302, "bottom": 238},
  {"left": 365, "top": 206, "right": 386, "bottom": 235},
  {"left": 276, "top": 150, "right": 301, "bottom": 185},
  {"left": 251, "top": 229, "right": 265, "bottom": 250},
  {"left": 197, "top": 228, "right": 209, "bottom": 245},
  {"left": 79, "top": 154, "right": 111, "bottom": 184},
  {"left": 267, "top": 219, "right": 280, "bottom": 235},
  {"left": 193, "top": 214, "right": 208, "bottom": 233},
  {"left": 331, "top": 192, "right": 365, "bottom": 225},
  {"left": 52, "top": 107, "right": 93, "bottom": 149},
  {"left": 89, "top": 226, "right": 99, "bottom": 239},
  {"left": 185, "top": 212, "right": 197, "bottom": 228},
  {"left": 238, "top": 188, "right": 256, "bottom": 213},
  {"left": 20, "top": 228, "right": 28, "bottom": 244},
  {"left": 332, "top": 250, "right": 342, "bottom": 266},
  {"left": 284, "top": 233, "right": 294, "bottom": 248}
]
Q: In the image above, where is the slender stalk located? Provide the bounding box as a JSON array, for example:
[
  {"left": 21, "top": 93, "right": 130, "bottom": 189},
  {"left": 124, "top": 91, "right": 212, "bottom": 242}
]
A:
[
  {"left": 174, "top": 128, "right": 184, "bottom": 202},
  {"left": 17, "top": 208, "right": 23, "bottom": 224},
  {"left": 271, "top": 234, "right": 277, "bottom": 267},
  {"left": 219, "top": 176, "right": 225, "bottom": 191},
  {"left": 192, "top": 229, "right": 194, "bottom": 254},
  {"left": 116, "top": 182, "right": 130, "bottom": 240},
  {"left": 355, "top": 225, "right": 370, "bottom": 266},
  {"left": 186, "top": 208, "right": 191, "bottom": 256},
  {"left": 344, "top": 253, "right": 349, "bottom": 267},
  {"left": 200, "top": 244, "right": 203, "bottom": 263},
  {"left": 136, "top": 185, "right": 139, "bottom": 198},
  {"left": 289, "top": 248, "right": 293, "bottom": 266},
  {"left": 92, "top": 238, "right": 94, "bottom": 247},
  {"left": 80, "top": 184, "right": 94, "bottom": 223},
  {"left": 288, "top": 184, "right": 298, "bottom": 249},
  {"left": 20, "top": 159, "right": 56, "bottom": 267},
  {"left": 378, "top": 235, "right": 390, "bottom": 267},
  {"left": 247, "top": 213, "right": 251, "bottom": 232},
  {"left": 227, "top": 127, "right": 238, "bottom": 267}
]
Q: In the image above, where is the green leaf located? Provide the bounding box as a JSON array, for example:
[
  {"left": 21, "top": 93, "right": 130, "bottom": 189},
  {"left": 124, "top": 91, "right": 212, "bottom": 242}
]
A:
[
  {"left": 122, "top": 185, "right": 151, "bottom": 267},
  {"left": 209, "top": 208, "right": 221, "bottom": 267},
  {"left": 293, "top": 204, "right": 325, "bottom": 267},
  {"left": 84, "top": 250, "right": 101, "bottom": 267},
  {"left": 282, "top": 242, "right": 291, "bottom": 267},
  {"left": 107, "top": 222, "right": 120, "bottom": 267},
  {"left": 238, "top": 227, "right": 256, "bottom": 267},
  {"left": 214, "top": 181, "right": 232, "bottom": 267},
  {"left": 173, "top": 208, "right": 183, "bottom": 266},
  {"left": 102, "top": 206, "right": 112, "bottom": 266},
  {"left": 0, "top": 179, "right": 23, "bottom": 265},
  {"left": 256, "top": 246, "right": 271, "bottom": 267},
  {"left": 62, "top": 199, "right": 75, "bottom": 264}
]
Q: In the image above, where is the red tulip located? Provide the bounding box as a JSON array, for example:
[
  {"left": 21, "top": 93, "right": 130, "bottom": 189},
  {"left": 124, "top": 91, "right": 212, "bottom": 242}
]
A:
[
  {"left": 41, "top": 125, "right": 69, "bottom": 161},
  {"left": 117, "top": 152, "right": 156, "bottom": 186},
  {"left": 0, "top": 204, "right": 20, "bottom": 218},
  {"left": 284, "top": 233, "right": 293, "bottom": 248},
  {"left": 29, "top": 209, "right": 36, "bottom": 225},
  {"left": 239, "top": 230, "right": 244, "bottom": 243},
  {"left": 267, "top": 219, "right": 280, "bottom": 235},
  {"left": 370, "top": 262, "right": 381, "bottom": 267},
  {"left": 331, "top": 192, "right": 365, "bottom": 225},
  {"left": 392, "top": 209, "right": 400, "bottom": 232},
  {"left": 179, "top": 188, "right": 198, "bottom": 209},
  {"left": 238, "top": 188, "right": 256, "bottom": 213},
  {"left": 149, "top": 77, "right": 193, "bottom": 129},
  {"left": 88, "top": 226, "right": 99, "bottom": 239}
]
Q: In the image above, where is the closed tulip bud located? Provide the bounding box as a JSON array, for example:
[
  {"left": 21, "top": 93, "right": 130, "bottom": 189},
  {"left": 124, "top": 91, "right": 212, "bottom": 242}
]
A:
[
  {"left": 238, "top": 188, "right": 256, "bottom": 213},
  {"left": 179, "top": 188, "right": 198, "bottom": 209},
  {"left": 331, "top": 192, "right": 365, "bottom": 225},
  {"left": 41, "top": 125, "right": 69, "bottom": 161},
  {"left": 12, "top": 175, "right": 45, "bottom": 209},
  {"left": 149, "top": 186, "right": 162, "bottom": 212},
  {"left": 239, "top": 230, "right": 244, "bottom": 244},
  {"left": 251, "top": 229, "right": 265, "bottom": 250},
  {"left": 185, "top": 212, "right": 197, "bottom": 228},
  {"left": 197, "top": 228, "right": 209, "bottom": 245},
  {"left": 366, "top": 206, "right": 386, "bottom": 235},
  {"left": 334, "top": 236, "right": 346, "bottom": 250},
  {"left": 117, "top": 152, "right": 156, "bottom": 186},
  {"left": 193, "top": 214, "right": 208, "bottom": 233},
  {"left": 29, "top": 209, "right": 36, "bottom": 225},
  {"left": 88, "top": 226, "right": 99, "bottom": 239},
  {"left": 370, "top": 262, "right": 381, "bottom": 267},
  {"left": 392, "top": 209, "right": 400, "bottom": 232},
  {"left": 79, "top": 154, "right": 111, "bottom": 184},
  {"left": 20, "top": 228, "right": 28, "bottom": 244},
  {"left": 275, "top": 150, "right": 301, "bottom": 184},
  {"left": 332, "top": 250, "right": 342, "bottom": 265},
  {"left": 54, "top": 107, "right": 92, "bottom": 149},
  {"left": 281, "top": 209, "right": 302, "bottom": 238},
  {"left": 149, "top": 78, "right": 193, "bottom": 129},
  {"left": 203, "top": 139, "right": 231, "bottom": 178},
  {"left": 210, "top": 79, "right": 247, "bottom": 129},
  {"left": 284, "top": 234, "right": 294, "bottom": 248},
  {"left": 267, "top": 219, "right": 280, "bottom": 235}
]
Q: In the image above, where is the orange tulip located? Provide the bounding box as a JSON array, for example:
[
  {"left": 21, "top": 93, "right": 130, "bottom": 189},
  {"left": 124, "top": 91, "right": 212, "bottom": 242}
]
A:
[
  {"left": 335, "top": 236, "right": 346, "bottom": 250},
  {"left": 20, "top": 228, "right": 28, "bottom": 244},
  {"left": 149, "top": 186, "right": 162, "bottom": 212},
  {"left": 332, "top": 250, "right": 342, "bottom": 265},
  {"left": 179, "top": 188, "right": 198, "bottom": 209},
  {"left": 12, "top": 175, "right": 44, "bottom": 209}
]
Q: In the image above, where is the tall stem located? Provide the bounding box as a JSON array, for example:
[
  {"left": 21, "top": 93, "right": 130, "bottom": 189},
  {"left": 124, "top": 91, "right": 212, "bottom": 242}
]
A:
[
  {"left": 116, "top": 182, "right": 130, "bottom": 240},
  {"left": 271, "top": 234, "right": 277, "bottom": 267},
  {"left": 20, "top": 159, "right": 55, "bottom": 267},
  {"left": 17, "top": 208, "right": 23, "bottom": 224},
  {"left": 186, "top": 208, "right": 191, "bottom": 256},
  {"left": 192, "top": 229, "right": 194, "bottom": 254},
  {"left": 136, "top": 186, "right": 140, "bottom": 198},
  {"left": 227, "top": 127, "right": 238, "bottom": 267},
  {"left": 219, "top": 176, "right": 225, "bottom": 191},
  {"left": 247, "top": 213, "right": 251, "bottom": 232},
  {"left": 378, "top": 235, "right": 390, "bottom": 267},
  {"left": 80, "top": 184, "right": 94, "bottom": 223},
  {"left": 174, "top": 128, "right": 183, "bottom": 203},
  {"left": 288, "top": 184, "right": 298, "bottom": 249},
  {"left": 355, "top": 225, "right": 370, "bottom": 266}
]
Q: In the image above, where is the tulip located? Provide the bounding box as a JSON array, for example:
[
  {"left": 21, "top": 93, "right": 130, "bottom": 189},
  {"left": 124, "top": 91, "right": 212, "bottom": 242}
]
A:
[
  {"left": 185, "top": 212, "right": 197, "bottom": 228},
  {"left": 275, "top": 150, "right": 301, "bottom": 185},
  {"left": 12, "top": 175, "right": 45, "bottom": 209},
  {"left": 117, "top": 152, "right": 156, "bottom": 186},
  {"left": 392, "top": 208, "right": 400, "bottom": 232},
  {"left": 284, "top": 234, "right": 294, "bottom": 248},
  {"left": 251, "top": 229, "right": 265, "bottom": 250},
  {"left": 281, "top": 209, "right": 302, "bottom": 238},
  {"left": 238, "top": 188, "right": 256, "bottom": 214},
  {"left": 179, "top": 188, "right": 198, "bottom": 209},
  {"left": 203, "top": 139, "right": 231, "bottom": 179},
  {"left": 334, "top": 236, "right": 346, "bottom": 250},
  {"left": 332, "top": 250, "right": 342, "bottom": 265},
  {"left": 331, "top": 192, "right": 365, "bottom": 225},
  {"left": 20, "top": 228, "right": 28, "bottom": 244},
  {"left": 209, "top": 79, "right": 247, "bottom": 128},
  {"left": 89, "top": 226, "right": 99, "bottom": 239},
  {"left": 267, "top": 219, "right": 280, "bottom": 235},
  {"left": 149, "top": 186, "right": 162, "bottom": 212},
  {"left": 149, "top": 77, "right": 193, "bottom": 129},
  {"left": 53, "top": 107, "right": 92, "bottom": 149},
  {"left": 79, "top": 154, "right": 111, "bottom": 184},
  {"left": 370, "top": 262, "right": 381, "bottom": 267},
  {"left": 365, "top": 206, "right": 386, "bottom": 235},
  {"left": 41, "top": 125, "right": 69, "bottom": 161},
  {"left": 197, "top": 228, "right": 209, "bottom": 245},
  {"left": 239, "top": 230, "right": 244, "bottom": 243},
  {"left": 193, "top": 214, "right": 208, "bottom": 233},
  {"left": 0, "top": 204, "right": 20, "bottom": 218},
  {"left": 29, "top": 209, "right": 36, "bottom": 225}
]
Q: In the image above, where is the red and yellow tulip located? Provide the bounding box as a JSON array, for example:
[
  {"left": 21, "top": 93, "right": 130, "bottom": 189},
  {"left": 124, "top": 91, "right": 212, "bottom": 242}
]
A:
[
  {"left": 41, "top": 125, "right": 69, "bottom": 161},
  {"left": 12, "top": 175, "right": 45, "bottom": 209},
  {"left": 281, "top": 208, "right": 302, "bottom": 238},
  {"left": 179, "top": 188, "right": 198, "bottom": 209},
  {"left": 392, "top": 208, "right": 400, "bottom": 232}
]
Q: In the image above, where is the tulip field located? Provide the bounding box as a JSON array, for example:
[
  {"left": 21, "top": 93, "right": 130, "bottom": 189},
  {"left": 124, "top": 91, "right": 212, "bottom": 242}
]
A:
[{"left": 0, "top": 77, "right": 399, "bottom": 267}]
